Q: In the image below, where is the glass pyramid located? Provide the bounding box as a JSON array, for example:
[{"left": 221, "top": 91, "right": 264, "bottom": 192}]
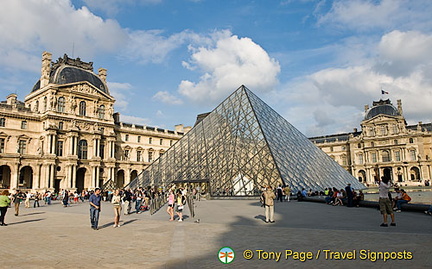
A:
[{"left": 129, "top": 85, "right": 365, "bottom": 196}]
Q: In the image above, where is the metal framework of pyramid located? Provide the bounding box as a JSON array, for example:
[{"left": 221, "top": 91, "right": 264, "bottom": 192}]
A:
[{"left": 129, "top": 85, "right": 365, "bottom": 196}]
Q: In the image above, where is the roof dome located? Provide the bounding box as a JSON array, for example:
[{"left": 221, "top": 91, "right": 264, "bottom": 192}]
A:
[
  {"left": 51, "top": 66, "right": 107, "bottom": 93},
  {"left": 365, "top": 99, "right": 400, "bottom": 120},
  {"left": 31, "top": 54, "right": 109, "bottom": 94}
]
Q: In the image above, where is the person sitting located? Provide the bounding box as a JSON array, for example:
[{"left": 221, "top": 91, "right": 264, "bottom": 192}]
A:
[
  {"left": 301, "top": 188, "right": 308, "bottom": 198},
  {"left": 392, "top": 188, "right": 402, "bottom": 210},
  {"left": 333, "top": 190, "right": 344, "bottom": 206},
  {"left": 395, "top": 189, "right": 411, "bottom": 212},
  {"left": 353, "top": 190, "right": 364, "bottom": 207}
]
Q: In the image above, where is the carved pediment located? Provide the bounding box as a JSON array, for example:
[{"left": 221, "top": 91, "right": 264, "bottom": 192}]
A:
[{"left": 70, "top": 84, "right": 98, "bottom": 95}]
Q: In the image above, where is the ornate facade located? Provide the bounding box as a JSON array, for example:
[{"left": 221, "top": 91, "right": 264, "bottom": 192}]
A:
[
  {"left": 310, "top": 99, "right": 432, "bottom": 186},
  {"left": 0, "top": 52, "right": 189, "bottom": 192}
]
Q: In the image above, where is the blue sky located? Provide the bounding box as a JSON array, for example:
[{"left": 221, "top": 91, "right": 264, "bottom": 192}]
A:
[{"left": 1, "top": 0, "right": 431, "bottom": 136}]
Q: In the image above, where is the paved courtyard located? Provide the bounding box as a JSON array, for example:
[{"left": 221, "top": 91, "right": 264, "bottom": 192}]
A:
[{"left": 1, "top": 198, "right": 431, "bottom": 268}]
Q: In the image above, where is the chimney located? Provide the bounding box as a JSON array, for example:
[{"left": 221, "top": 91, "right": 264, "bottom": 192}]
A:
[
  {"left": 98, "top": 68, "right": 107, "bottom": 83},
  {"left": 40, "top": 51, "right": 52, "bottom": 88},
  {"left": 364, "top": 104, "right": 369, "bottom": 113},
  {"left": 6, "top": 93, "right": 17, "bottom": 106},
  {"left": 113, "top": 112, "right": 120, "bottom": 123},
  {"left": 397, "top": 99, "right": 403, "bottom": 115},
  {"left": 175, "top": 124, "right": 184, "bottom": 133}
]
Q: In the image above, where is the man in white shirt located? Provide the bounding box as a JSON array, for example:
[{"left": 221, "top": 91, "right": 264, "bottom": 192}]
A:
[{"left": 378, "top": 177, "right": 396, "bottom": 227}]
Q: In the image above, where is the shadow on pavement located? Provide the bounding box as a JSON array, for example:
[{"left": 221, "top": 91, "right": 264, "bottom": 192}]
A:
[
  {"left": 18, "top": 212, "right": 46, "bottom": 217},
  {"left": 7, "top": 218, "right": 45, "bottom": 226}
]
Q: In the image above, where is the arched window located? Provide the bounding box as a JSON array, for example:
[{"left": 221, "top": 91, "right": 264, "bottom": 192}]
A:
[
  {"left": 357, "top": 153, "right": 364, "bottom": 164},
  {"left": 409, "top": 150, "right": 416, "bottom": 161},
  {"left": 98, "top": 105, "right": 105, "bottom": 119},
  {"left": 57, "top": 97, "right": 65, "bottom": 112},
  {"left": 79, "top": 101, "right": 86, "bottom": 116},
  {"left": 382, "top": 150, "right": 391, "bottom": 162},
  {"left": 395, "top": 150, "right": 401, "bottom": 161},
  {"left": 78, "top": 140, "right": 88, "bottom": 159},
  {"left": 342, "top": 155, "right": 347, "bottom": 166},
  {"left": 35, "top": 100, "right": 39, "bottom": 112},
  {"left": 0, "top": 118, "right": 5, "bottom": 127}
]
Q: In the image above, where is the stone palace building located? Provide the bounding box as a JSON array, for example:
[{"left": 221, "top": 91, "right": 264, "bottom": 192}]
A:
[
  {"left": 1, "top": 52, "right": 430, "bottom": 193},
  {"left": 310, "top": 99, "right": 432, "bottom": 186},
  {"left": 0, "top": 52, "right": 189, "bottom": 192}
]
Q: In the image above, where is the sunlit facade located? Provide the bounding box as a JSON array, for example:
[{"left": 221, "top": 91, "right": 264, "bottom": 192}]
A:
[
  {"left": 0, "top": 52, "right": 189, "bottom": 192},
  {"left": 310, "top": 99, "right": 432, "bottom": 186}
]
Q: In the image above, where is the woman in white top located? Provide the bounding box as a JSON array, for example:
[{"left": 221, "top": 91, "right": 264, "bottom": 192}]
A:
[{"left": 111, "top": 189, "right": 122, "bottom": 228}]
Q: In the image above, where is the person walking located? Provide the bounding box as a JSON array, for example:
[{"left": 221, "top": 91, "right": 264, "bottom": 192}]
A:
[
  {"left": 284, "top": 186, "right": 291, "bottom": 201},
  {"left": 89, "top": 188, "right": 102, "bottom": 230},
  {"left": 345, "top": 183, "right": 354, "bottom": 207},
  {"left": 62, "top": 190, "right": 69, "bottom": 207},
  {"left": 122, "top": 189, "right": 132, "bottom": 215},
  {"left": 0, "top": 190, "right": 11, "bottom": 226},
  {"left": 24, "top": 191, "right": 31, "bottom": 208},
  {"left": 276, "top": 185, "right": 283, "bottom": 202},
  {"left": 166, "top": 189, "right": 175, "bottom": 221},
  {"left": 33, "top": 192, "right": 40, "bottom": 208},
  {"left": 111, "top": 189, "right": 122, "bottom": 227},
  {"left": 378, "top": 177, "right": 396, "bottom": 227},
  {"left": 12, "top": 190, "right": 24, "bottom": 216},
  {"left": 175, "top": 190, "right": 186, "bottom": 222},
  {"left": 263, "top": 185, "right": 276, "bottom": 223},
  {"left": 135, "top": 189, "right": 143, "bottom": 214}
]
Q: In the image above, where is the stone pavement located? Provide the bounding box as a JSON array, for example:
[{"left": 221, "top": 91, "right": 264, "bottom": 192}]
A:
[{"left": 1, "top": 199, "right": 431, "bottom": 269}]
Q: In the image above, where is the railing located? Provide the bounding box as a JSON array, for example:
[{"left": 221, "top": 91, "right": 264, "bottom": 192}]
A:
[{"left": 150, "top": 194, "right": 166, "bottom": 215}]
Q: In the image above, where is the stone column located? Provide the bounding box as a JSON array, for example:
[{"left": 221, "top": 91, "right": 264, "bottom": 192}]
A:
[
  {"left": 72, "top": 165, "right": 77, "bottom": 189},
  {"left": 94, "top": 138, "right": 100, "bottom": 157},
  {"left": 95, "top": 166, "right": 100, "bottom": 188},
  {"left": 34, "top": 164, "right": 41, "bottom": 189},
  {"left": 44, "top": 164, "right": 51, "bottom": 189},
  {"left": 10, "top": 164, "right": 19, "bottom": 190},
  {"left": 49, "top": 164, "right": 55, "bottom": 189}
]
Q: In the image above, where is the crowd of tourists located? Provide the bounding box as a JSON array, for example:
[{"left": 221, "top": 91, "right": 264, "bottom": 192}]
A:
[{"left": 322, "top": 186, "right": 365, "bottom": 207}]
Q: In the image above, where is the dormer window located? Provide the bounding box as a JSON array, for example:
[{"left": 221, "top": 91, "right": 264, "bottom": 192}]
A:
[
  {"left": 57, "top": 97, "right": 65, "bottom": 112},
  {"left": 79, "top": 101, "right": 86, "bottom": 116},
  {"left": 98, "top": 105, "right": 105, "bottom": 119}
]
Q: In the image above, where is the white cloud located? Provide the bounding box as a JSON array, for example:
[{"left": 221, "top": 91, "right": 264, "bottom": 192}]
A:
[
  {"left": 122, "top": 30, "right": 192, "bottom": 64},
  {"left": 152, "top": 91, "right": 183, "bottom": 105},
  {"left": 0, "top": 0, "right": 127, "bottom": 71},
  {"left": 316, "top": 0, "right": 432, "bottom": 32},
  {"left": 107, "top": 81, "right": 133, "bottom": 110},
  {"left": 375, "top": 30, "right": 432, "bottom": 77},
  {"left": 178, "top": 31, "right": 280, "bottom": 103},
  {"left": 276, "top": 30, "right": 432, "bottom": 136},
  {"left": 82, "top": 0, "right": 162, "bottom": 16},
  {"left": 119, "top": 114, "right": 151, "bottom": 125}
]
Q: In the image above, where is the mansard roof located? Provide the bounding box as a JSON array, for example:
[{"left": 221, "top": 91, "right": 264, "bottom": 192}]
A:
[
  {"left": 31, "top": 54, "right": 108, "bottom": 94},
  {"left": 364, "top": 99, "right": 400, "bottom": 120}
]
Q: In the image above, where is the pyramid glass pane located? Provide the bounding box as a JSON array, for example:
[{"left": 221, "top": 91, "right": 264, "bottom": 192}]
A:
[{"left": 128, "top": 85, "right": 365, "bottom": 197}]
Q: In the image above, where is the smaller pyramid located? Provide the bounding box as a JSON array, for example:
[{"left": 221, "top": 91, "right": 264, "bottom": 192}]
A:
[{"left": 129, "top": 86, "right": 365, "bottom": 195}]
